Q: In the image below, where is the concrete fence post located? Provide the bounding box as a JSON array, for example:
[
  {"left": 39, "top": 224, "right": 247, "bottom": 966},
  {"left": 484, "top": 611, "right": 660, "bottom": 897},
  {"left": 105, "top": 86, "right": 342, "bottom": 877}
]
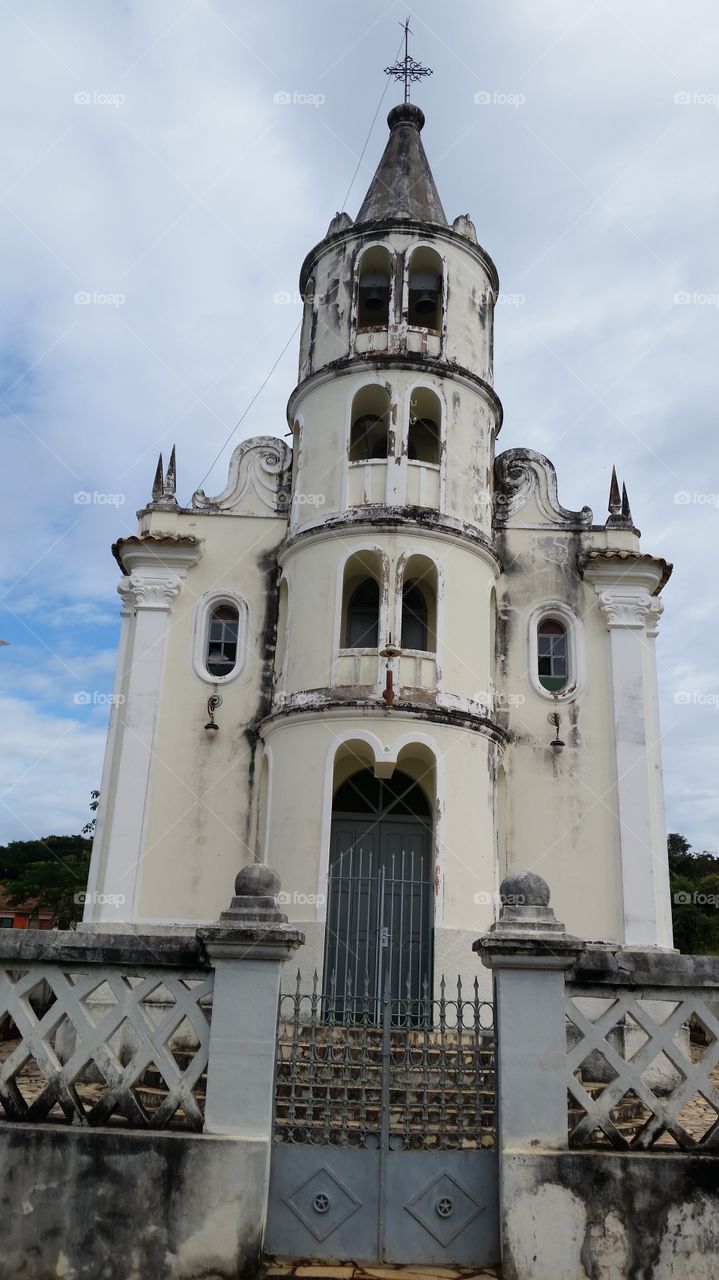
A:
[
  {"left": 474, "top": 871, "right": 585, "bottom": 1149},
  {"left": 197, "top": 863, "right": 304, "bottom": 1138}
]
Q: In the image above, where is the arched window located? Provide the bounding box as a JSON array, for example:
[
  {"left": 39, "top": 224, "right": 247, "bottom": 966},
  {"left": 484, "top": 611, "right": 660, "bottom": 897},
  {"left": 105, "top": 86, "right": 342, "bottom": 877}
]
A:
[
  {"left": 407, "top": 247, "right": 443, "bottom": 331},
  {"left": 537, "top": 619, "right": 568, "bottom": 692},
  {"left": 349, "top": 385, "right": 391, "bottom": 461},
  {"left": 408, "top": 387, "right": 441, "bottom": 464},
  {"left": 357, "top": 246, "right": 391, "bottom": 329},
  {"left": 401, "top": 582, "right": 428, "bottom": 651},
  {"left": 346, "top": 579, "right": 380, "bottom": 648},
  {"left": 400, "top": 556, "right": 437, "bottom": 653},
  {"left": 206, "top": 604, "right": 240, "bottom": 678}
]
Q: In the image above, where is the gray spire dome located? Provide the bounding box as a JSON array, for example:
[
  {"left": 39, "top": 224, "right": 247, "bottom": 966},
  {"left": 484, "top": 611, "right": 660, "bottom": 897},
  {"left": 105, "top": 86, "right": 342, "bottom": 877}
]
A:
[{"left": 356, "top": 103, "right": 448, "bottom": 226}]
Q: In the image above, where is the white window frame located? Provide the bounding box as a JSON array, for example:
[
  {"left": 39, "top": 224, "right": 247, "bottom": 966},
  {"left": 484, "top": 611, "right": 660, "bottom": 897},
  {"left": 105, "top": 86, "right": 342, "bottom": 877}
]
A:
[
  {"left": 192, "top": 589, "right": 249, "bottom": 686},
  {"left": 528, "top": 602, "right": 585, "bottom": 701}
]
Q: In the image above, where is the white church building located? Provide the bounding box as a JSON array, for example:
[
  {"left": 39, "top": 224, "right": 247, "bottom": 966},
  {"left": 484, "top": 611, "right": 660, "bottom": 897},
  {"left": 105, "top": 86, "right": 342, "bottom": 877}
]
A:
[{"left": 84, "top": 100, "right": 674, "bottom": 994}]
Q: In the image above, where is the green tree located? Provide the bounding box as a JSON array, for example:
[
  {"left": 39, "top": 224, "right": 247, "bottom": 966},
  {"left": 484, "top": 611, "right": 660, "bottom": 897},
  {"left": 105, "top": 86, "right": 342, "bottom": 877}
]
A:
[
  {"left": 668, "top": 832, "right": 719, "bottom": 956},
  {"left": 0, "top": 794, "right": 97, "bottom": 930}
]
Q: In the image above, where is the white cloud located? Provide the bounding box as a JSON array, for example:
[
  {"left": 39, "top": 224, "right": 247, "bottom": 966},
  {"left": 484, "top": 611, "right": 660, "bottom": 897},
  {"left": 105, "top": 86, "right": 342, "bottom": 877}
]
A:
[{"left": 1, "top": 0, "right": 717, "bottom": 851}]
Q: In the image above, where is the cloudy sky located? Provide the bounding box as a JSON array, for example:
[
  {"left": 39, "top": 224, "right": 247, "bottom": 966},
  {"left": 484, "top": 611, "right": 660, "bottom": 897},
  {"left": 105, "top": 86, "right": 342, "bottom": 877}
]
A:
[{"left": 0, "top": 0, "right": 717, "bottom": 853}]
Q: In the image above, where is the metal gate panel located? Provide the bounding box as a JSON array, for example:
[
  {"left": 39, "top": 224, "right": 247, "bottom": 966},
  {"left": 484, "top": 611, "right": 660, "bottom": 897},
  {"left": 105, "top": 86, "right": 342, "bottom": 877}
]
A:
[
  {"left": 267, "top": 1146, "right": 380, "bottom": 1260},
  {"left": 266, "top": 972, "right": 498, "bottom": 1267},
  {"left": 383, "top": 1150, "right": 498, "bottom": 1265}
]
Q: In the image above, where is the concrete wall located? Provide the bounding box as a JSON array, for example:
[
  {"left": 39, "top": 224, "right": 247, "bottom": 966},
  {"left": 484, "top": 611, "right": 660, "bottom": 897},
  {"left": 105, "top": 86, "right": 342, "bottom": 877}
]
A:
[
  {"left": 502, "top": 1150, "right": 719, "bottom": 1280},
  {"left": 0, "top": 1124, "right": 267, "bottom": 1280}
]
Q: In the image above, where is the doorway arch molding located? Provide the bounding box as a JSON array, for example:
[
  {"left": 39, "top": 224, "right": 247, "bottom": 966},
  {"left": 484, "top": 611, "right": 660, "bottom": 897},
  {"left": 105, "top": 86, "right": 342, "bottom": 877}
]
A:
[{"left": 315, "top": 728, "right": 444, "bottom": 926}]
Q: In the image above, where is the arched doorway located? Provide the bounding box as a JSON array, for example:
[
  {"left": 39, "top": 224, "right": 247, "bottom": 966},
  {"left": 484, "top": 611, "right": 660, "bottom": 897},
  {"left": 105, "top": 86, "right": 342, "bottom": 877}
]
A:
[{"left": 324, "top": 767, "right": 433, "bottom": 1016}]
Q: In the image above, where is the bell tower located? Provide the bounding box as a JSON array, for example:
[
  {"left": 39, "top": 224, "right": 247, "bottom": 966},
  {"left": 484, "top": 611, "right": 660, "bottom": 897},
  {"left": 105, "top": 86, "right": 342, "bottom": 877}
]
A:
[{"left": 263, "top": 92, "right": 505, "bottom": 994}]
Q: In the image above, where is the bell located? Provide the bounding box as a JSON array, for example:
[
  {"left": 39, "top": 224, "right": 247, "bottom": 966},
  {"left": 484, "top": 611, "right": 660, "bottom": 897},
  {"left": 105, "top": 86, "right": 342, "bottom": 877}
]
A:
[
  {"left": 414, "top": 291, "right": 437, "bottom": 314},
  {"left": 363, "top": 287, "right": 387, "bottom": 312},
  {"left": 359, "top": 271, "right": 389, "bottom": 315}
]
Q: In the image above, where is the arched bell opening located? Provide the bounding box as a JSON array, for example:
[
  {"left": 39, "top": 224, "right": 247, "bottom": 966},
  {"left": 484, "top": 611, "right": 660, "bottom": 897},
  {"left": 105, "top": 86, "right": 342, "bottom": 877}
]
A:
[
  {"left": 356, "top": 245, "right": 392, "bottom": 330},
  {"left": 323, "top": 742, "right": 435, "bottom": 1020},
  {"left": 407, "top": 246, "right": 444, "bottom": 332}
]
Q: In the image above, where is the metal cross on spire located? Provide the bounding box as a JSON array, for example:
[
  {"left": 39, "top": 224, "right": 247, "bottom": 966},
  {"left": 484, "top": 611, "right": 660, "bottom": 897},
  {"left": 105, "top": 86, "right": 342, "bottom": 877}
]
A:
[{"left": 384, "top": 18, "right": 433, "bottom": 104}]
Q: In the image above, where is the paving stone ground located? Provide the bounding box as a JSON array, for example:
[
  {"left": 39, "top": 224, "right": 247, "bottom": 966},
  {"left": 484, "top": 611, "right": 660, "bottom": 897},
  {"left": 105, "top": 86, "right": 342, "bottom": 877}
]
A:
[{"left": 263, "top": 1263, "right": 499, "bottom": 1279}]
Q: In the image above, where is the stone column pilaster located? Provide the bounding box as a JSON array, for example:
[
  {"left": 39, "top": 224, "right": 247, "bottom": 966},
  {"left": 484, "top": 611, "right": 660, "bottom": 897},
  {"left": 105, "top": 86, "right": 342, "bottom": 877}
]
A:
[
  {"left": 84, "top": 543, "right": 201, "bottom": 925},
  {"left": 586, "top": 563, "right": 667, "bottom": 946}
]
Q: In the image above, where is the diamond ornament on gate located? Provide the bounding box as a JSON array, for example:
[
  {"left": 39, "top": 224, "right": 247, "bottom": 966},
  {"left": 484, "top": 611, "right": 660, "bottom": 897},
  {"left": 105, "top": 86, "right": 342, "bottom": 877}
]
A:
[
  {"left": 405, "top": 1171, "right": 484, "bottom": 1247},
  {"left": 284, "top": 1165, "right": 362, "bottom": 1242}
]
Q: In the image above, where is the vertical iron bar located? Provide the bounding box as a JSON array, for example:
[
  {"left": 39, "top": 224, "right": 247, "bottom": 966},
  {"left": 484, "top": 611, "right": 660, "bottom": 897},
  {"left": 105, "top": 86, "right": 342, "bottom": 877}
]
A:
[
  {"left": 390, "top": 848, "right": 396, "bottom": 1003},
  {"left": 378, "top": 980, "right": 391, "bottom": 1260},
  {"left": 376, "top": 863, "right": 385, "bottom": 1009},
  {"left": 347, "top": 839, "right": 354, "bottom": 1014},
  {"left": 330, "top": 845, "right": 341, "bottom": 1021},
  {"left": 456, "top": 974, "right": 464, "bottom": 1148},
  {"left": 439, "top": 973, "right": 448, "bottom": 1144},
  {"left": 409, "top": 849, "right": 414, "bottom": 1018}
]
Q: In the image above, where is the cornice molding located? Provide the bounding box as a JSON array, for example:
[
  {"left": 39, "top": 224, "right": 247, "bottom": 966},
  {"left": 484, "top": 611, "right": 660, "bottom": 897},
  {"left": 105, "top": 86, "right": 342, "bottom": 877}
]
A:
[
  {"left": 279, "top": 510, "right": 501, "bottom": 576},
  {"left": 287, "top": 355, "right": 503, "bottom": 433},
  {"left": 299, "top": 216, "right": 499, "bottom": 297},
  {"left": 260, "top": 697, "right": 508, "bottom": 746},
  {"left": 112, "top": 534, "right": 202, "bottom": 577}
]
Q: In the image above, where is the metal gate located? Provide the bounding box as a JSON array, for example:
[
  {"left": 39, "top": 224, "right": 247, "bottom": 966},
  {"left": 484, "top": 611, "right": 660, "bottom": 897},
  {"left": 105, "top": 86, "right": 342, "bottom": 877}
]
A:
[
  {"left": 265, "top": 973, "right": 498, "bottom": 1267},
  {"left": 323, "top": 831, "right": 433, "bottom": 1011}
]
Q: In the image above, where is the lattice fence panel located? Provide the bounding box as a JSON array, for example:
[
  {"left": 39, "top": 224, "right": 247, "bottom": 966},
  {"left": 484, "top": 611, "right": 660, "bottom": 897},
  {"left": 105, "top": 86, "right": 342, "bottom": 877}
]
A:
[
  {"left": 566, "top": 984, "right": 719, "bottom": 1151},
  {"left": 0, "top": 964, "right": 213, "bottom": 1131}
]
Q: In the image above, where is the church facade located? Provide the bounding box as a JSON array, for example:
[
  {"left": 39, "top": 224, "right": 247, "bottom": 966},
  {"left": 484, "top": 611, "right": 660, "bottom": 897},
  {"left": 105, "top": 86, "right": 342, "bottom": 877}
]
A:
[{"left": 84, "top": 102, "right": 673, "bottom": 993}]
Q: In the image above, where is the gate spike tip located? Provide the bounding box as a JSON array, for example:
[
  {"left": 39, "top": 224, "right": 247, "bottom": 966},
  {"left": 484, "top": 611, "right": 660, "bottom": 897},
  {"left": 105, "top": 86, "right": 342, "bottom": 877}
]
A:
[{"left": 151, "top": 453, "right": 164, "bottom": 502}]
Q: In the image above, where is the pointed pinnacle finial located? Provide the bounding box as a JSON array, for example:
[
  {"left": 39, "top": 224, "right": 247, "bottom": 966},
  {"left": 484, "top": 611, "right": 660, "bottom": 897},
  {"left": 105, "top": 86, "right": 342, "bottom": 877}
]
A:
[
  {"left": 608, "top": 465, "right": 621, "bottom": 517},
  {"left": 621, "top": 482, "right": 632, "bottom": 525},
  {"left": 165, "top": 445, "right": 177, "bottom": 498},
  {"left": 152, "top": 453, "right": 164, "bottom": 502},
  {"left": 150, "top": 446, "right": 178, "bottom": 508},
  {"left": 384, "top": 18, "right": 433, "bottom": 104}
]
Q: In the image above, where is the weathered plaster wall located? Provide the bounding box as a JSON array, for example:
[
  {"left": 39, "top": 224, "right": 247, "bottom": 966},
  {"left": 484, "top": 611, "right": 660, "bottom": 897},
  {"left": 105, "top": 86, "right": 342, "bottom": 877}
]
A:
[
  {"left": 279, "top": 524, "right": 497, "bottom": 702},
  {"left": 298, "top": 222, "right": 497, "bottom": 386},
  {"left": 0, "top": 1124, "right": 268, "bottom": 1280},
  {"left": 130, "top": 509, "right": 286, "bottom": 924},
  {"left": 501, "top": 1150, "right": 719, "bottom": 1280},
  {"left": 496, "top": 524, "right": 623, "bottom": 943},
  {"left": 289, "top": 365, "right": 499, "bottom": 536}
]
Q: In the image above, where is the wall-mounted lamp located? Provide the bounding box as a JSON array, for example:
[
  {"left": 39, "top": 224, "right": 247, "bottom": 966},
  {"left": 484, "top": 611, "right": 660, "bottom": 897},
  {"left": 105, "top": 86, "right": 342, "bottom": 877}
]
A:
[
  {"left": 379, "top": 637, "right": 402, "bottom": 709},
  {"left": 549, "top": 710, "right": 565, "bottom": 756},
  {"left": 204, "top": 693, "right": 223, "bottom": 733}
]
